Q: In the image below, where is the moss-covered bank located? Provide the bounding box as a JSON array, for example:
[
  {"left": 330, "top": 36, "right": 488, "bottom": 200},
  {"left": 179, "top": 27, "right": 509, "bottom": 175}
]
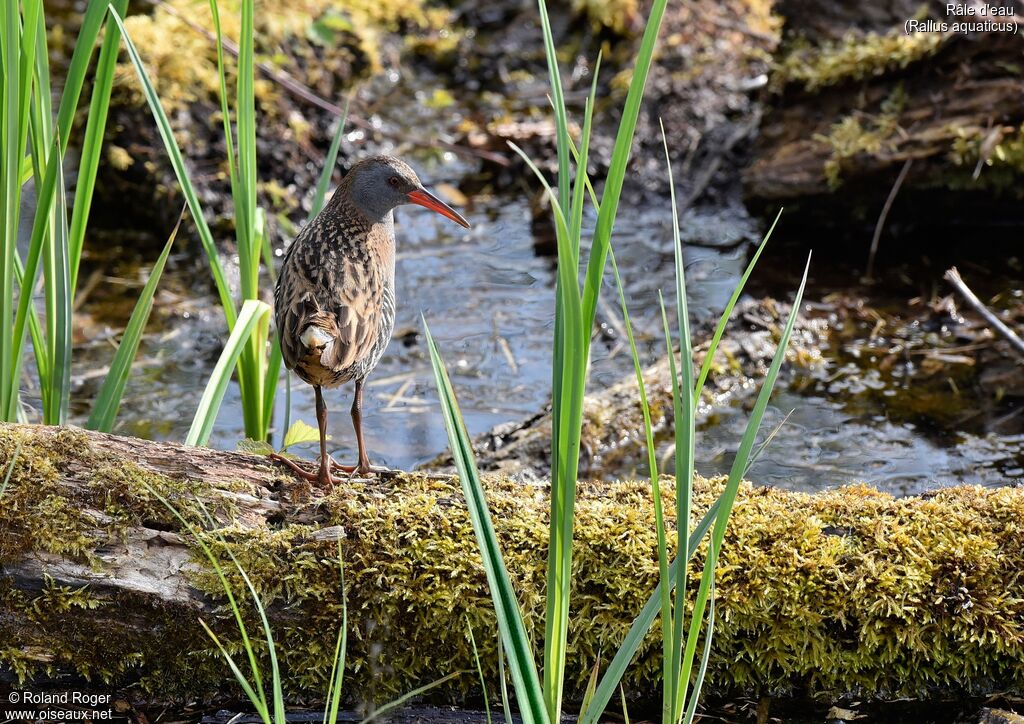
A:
[
  {"left": 747, "top": 5, "right": 1024, "bottom": 217},
  {"left": 1, "top": 423, "right": 1022, "bottom": 706}
]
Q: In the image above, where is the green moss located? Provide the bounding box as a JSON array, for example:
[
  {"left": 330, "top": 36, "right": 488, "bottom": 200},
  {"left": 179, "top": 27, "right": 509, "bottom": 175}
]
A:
[
  {"left": 116, "top": 0, "right": 461, "bottom": 115},
  {"left": 815, "top": 89, "right": 905, "bottom": 189},
  {"left": 0, "top": 425, "right": 207, "bottom": 564},
  {"left": 572, "top": 0, "right": 638, "bottom": 35},
  {"left": 774, "top": 29, "right": 947, "bottom": 92},
  {"left": 2, "top": 427, "right": 1023, "bottom": 703},
  {"left": 944, "top": 124, "right": 1024, "bottom": 191}
]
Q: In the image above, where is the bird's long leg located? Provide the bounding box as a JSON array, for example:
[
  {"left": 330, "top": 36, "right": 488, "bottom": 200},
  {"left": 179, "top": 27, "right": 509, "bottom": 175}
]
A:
[
  {"left": 330, "top": 378, "right": 390, "bottom": 476},
  {"left": 269, "top": 384, "right": 335, "bottom": 487},
  {"left": 313, "top": 385, "right": 335, "bottom": 487}
]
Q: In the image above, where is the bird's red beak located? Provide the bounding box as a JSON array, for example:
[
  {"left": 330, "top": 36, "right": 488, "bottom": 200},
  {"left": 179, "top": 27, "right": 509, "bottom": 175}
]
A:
[{"left": 407, "top": 188, "right": 471, "bottom": 228}]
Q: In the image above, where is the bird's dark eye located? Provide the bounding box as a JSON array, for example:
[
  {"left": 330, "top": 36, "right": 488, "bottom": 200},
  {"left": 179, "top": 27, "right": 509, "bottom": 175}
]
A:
[{"left": 388, "top": 176, "right": 400, "bottom": 187}]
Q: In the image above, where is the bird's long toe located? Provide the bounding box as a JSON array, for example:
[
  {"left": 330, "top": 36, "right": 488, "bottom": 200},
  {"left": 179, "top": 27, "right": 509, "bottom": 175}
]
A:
[
  {"left": 268, "top": 453, "right": 323, "bottom": 483},
  {"left": 329, "top": 459, "right": 393, "bottom": 478}
]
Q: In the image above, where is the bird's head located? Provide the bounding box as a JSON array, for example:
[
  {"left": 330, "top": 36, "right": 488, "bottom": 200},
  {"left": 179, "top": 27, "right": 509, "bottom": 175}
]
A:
[{"left": 344, "top": 155, "right": 470, "bottom": 229}]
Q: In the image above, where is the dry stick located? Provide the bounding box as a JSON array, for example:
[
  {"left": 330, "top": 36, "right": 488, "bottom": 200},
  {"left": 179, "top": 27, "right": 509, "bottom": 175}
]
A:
[
  {"left": 944, "top": 266, "right": 1024, "bottom": 359},
  {"left": 865, "top": 158, "right": 913, "bottom": 281},
  {"left": 154, "top": 0, "right": 509, "bottom": 166}
]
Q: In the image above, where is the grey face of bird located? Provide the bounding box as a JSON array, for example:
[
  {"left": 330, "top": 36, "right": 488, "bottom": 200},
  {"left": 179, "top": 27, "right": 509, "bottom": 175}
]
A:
[{"left": 347, "top": 155, "right": 471, "bottom": 229}]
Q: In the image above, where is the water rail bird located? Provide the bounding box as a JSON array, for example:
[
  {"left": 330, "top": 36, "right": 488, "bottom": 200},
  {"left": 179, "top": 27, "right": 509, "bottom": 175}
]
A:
[{"left": 271, "top": 155, "right": 470, "bottom": 487}]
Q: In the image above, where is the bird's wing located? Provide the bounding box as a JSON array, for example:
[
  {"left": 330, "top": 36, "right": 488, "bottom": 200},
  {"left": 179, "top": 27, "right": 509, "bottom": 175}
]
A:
[
  {"left": 276, "top": 251, "right": 383, "bottom": 375},
  {"left": 319, "top": 268, "right": 383, "bottom": 372}
]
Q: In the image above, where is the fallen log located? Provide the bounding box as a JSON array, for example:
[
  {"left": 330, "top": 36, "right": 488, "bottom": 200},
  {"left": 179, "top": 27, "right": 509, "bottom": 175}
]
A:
[
  {"left": 1, "top": 423, "right": 1023, "bottom": 707},
  {"left": 744, "top": 0, "right": 1024, "bottom": 229}
]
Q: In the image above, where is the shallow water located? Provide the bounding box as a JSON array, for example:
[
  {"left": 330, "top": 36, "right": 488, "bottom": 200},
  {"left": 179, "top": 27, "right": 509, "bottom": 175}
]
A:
[{"left": 64, "top": 145, "right": 1024, "bottom": 496}]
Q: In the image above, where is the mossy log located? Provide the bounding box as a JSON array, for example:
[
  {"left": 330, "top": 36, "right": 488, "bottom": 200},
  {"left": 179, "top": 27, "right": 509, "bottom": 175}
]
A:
[
  {"left": 1, "top": 422, "right": 1023, "bottom": 707},
  {"left": 745, "top": 0, "right": 1024, "bottom": 224}
]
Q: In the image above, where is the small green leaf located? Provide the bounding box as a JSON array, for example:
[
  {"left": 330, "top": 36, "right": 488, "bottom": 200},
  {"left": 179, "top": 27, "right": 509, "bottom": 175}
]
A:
[{"left": 281, "top": 419, "right": 324, "bottom": 450}]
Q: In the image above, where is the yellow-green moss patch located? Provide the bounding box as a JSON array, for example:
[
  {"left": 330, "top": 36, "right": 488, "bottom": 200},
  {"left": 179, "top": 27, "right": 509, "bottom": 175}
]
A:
[{"left": 774, "top": 30, "right": 947, "bottom": 92}]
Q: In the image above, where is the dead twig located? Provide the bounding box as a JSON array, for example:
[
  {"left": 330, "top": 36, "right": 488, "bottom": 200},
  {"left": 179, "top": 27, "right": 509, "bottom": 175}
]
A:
[
  {"left": 865, "top": 158, "right": 912, "bottom": 281},
  {"left": 944, "top": 266, "right": 1024, "bottom": 359}
]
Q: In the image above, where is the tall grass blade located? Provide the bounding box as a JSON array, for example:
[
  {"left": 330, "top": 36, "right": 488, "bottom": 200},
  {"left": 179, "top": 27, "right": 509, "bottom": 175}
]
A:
[
  {"left": 0, "top": 440, "right": 21, "bottom": 499},
  {"left": 198, "top": 618, "right": 270, "bottom": 723},
  {"left": 7, "top": 134, "right": 60, "bottom": 421},
  {"left": 55, "top": 0, "right": 111, "bottom": 151},
  {"left": 186, "top": 300, "right": 271, "bottom": 446},
  {"left": 423, "top": 318, "right": 547, "bottom": 724},
  {"left": 536, "top": 0, "right": 672, "bottom": 712},
  {"left": 67, "top": 0, "right": 128, "bottom": 290},
  {"left": 681, "top": 580, "right": 714, "bottom": 724},
  {"left": 1, "top": 0, "right": 23, "bottom": 421},
  {"left": 498, "top": 638, "right": 514, "bottom": 724},
  {"left": 309, "top": 99, "right": 350, "bottom": 223},
  {"left": 577, "top": 500, "right": 720, "bottom": 724},
  {"left": 322, "top": 541, "right": 347, "bottom": 724},
  {"left": 358, "top": 672, "right": 464, "bottom": 724},
  {"left": 145, "top": 486, "right": 269, "bottom": 719},
  {"left": 109, "top": 6, "right": 236, "bottom": 326},
  {"left": 609, "top": 247, "right": 673, "bottom": 722},
  {"left": 88, "top": 210, "right": 183, "bottom": 431},
  {"left": 467, "top": 621, "right": 492, "bottom": 724},
  {"left": 692, "top": 210, "right": 782, "bottom": 401},
  {"left": 678, "top": 253, "right": 810, "bottom": 704},
  {"left": 661, "top": 121, "right": 696, "bottom": 722},
  {"left": 580, "top": 0, "right": 671, "bottom": 342},
  {"left": 48, "top": 148, "right": 71, "bottom": 425}
]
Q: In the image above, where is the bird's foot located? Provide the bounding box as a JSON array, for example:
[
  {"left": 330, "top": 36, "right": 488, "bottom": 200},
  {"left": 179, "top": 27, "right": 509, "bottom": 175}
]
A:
[
  {"left": 329, "top": 459, "right": 394, "bottom": 479},
  {"left": 268, "top": 453, "right": 336, "bottom": 487}
]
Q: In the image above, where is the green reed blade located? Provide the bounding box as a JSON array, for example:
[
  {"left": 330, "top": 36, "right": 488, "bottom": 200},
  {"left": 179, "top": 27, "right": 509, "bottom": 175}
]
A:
[
  {"left": 506, "top": 140, "right": 584, "bottom": 722},
  {"left": 212, "top": 528, "right": 286, "bottom": 724},
  {"left": 186, "top": 300, "right": 271, "bottom": 446},
  {"left": 109, "top": 6, "right": 237, "bottom": 327},
  {"left": 580, "top": 0, "right": 671, "bottom": 352},
  {"left": 309, "top": 97, "right": 350, "bottom": 223},
  {"left": 55, "top": 0, "right": 111, "bottom": 151},
  {"left": 208, "top": 0, "right": 240, "bottom": 243},
  {"left": 49, "top": 146, "right": 71, "bottom": 424},
  {"left": 236, "top": 0, "right": 258, "bottom": 300},
  {"left": 423, "top": 318, "right": 548, "bottom": 724},
  {"left": 610, "top": 247, "right": 673, "bottom": 723},
  {"left": 568, "top": 54, "right": 600, "bottom": 259},
  {"left": 467, "top": 620, "right": 492, "bottom": 724},
  {"left": 692, "top": 210, "right": 782, "bottom": 404},
  {"left": 198, "top": 618, "right": 270, "bottom": 724},
  {"left": 67, "top": 0, "right": 129, "bottom": 291},
  {"left": 679, "top": 253, "right": 810, "bottom": 700},
  {"left": 1, "top": 0, "right": 23, "bottom": 420},
  {"left": 147, "top": 488, "right": 268, "bottom": 718},
  {"left": 661, "top": 121, "right": 696, "bottom": 722},
  {"left": 681, "top": 579, "right": 714, "bottom": 724},
  {"left": 577, "top": 498, "right": 720, "bottom": 724},
  {"left": 498, "top": 637, "right": 514, "bottom": 724},
  {"left": 7, "top": 132, "right": 58, "bottom": 421},
  {"left": 88, "top": 210, "right": 183, "bottom": 432},
  {"left": 535, "top": 0, "right": 571, "bottom": 213},
  {"left": 322, "top": 539, "right": 347, "bottom": 724},
  {"left": 358, "top": 672, "right": 465, "bottom": 724}
]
